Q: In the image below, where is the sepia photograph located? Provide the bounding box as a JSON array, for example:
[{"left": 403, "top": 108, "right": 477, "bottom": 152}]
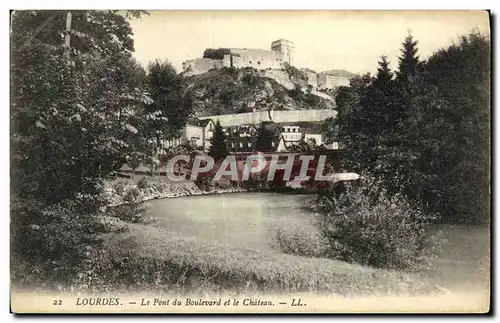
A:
[{"left": 9, "top": 9, "right": 491, "bottom": 314}]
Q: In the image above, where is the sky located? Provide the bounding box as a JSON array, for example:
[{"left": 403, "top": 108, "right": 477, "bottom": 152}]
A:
[{"left": 129, "top": 11, "right": 490, "bottom": 75}]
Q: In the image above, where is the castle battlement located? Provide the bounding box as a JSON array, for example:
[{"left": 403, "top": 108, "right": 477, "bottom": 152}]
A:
[{"left": 181, "top": 39, "right": 351, "bottom": 90}]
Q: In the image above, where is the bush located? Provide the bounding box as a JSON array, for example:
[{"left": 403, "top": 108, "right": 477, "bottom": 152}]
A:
[
  {"left": 113, "top": 181, "right": 128, "bottom": 195},
  {"left": 10, "top": 198, "right": 102, "bottom": 288},
  {"left": 275, "top": 224, "right": 328, "bottom": 258},
  {"left": 123, "top": 187, "right": 143, "bottom": 204},
  {"left": 313, "top": 176, "right": 444, "bottom": 271},
  {"left": 106, "top": 202, "right": 150, "bottom": 224},
  {"left": 137, "top": 177, "right": 149, "bottom": 189}
]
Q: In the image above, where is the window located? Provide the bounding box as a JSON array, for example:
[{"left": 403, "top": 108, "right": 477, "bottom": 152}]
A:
[
  {"left": 257, "top": 61, "right": 261, "bottom": 65},
  {"left": 249, "top": 61, "right": 252, "bottom": 64}
]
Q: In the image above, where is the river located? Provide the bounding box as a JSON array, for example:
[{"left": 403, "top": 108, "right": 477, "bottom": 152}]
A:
[{"left": 145, "top": 192, "right": 319, "bottom": 251}]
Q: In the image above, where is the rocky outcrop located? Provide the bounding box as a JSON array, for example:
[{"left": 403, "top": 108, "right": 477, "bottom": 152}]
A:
[{"left": 183, "top": 67, "right": 335, "bottom": 117}]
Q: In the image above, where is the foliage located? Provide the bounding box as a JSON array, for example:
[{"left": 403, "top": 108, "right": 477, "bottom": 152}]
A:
[
  {"left": 11, "top": 10, "right": 150, "bottom": 205},
  {"left": 202, "top": 48, "right": 230, "bottom": 60},
  {"left": 330, "top": 31, "right": 490, "bottom": 225},
  {"left": 10, "top": 198, "right": 102, "bottom": 288},
  {"left": 255, "top": 122, "right": 280, "bottom": 152},
  {"left": 287, "top": 138, "right": 324, "bottom": 152},
  {"left": 183, "top": 67, "right": 333, "bottom": 116},
  {"left": 10, "top": 10, "right": 150, "bottom": 286},
  {"left": 396, "top": 33, "right": 421, "bottom": 82},
  {"left": 142, "top": 59, "right": 194, "bottom": 141},
  {"left": 282, "top": 62, "right": 308, "bottom": 84},
  {"left": 208, "top": 120, "right": 228, "bottom": 159},
  {"left": 313, "top": 176, "right": 444, "bottom": 270},
  {"left": 275, "top": 223, "right": 328, "bottom": 258},
  {"left": 423, "top": 31, "right": 490, "bottom": 224},
  {"left": 137, "top": 177, "right": 149, "bottom": 190},
  {"left": 112, "top": 181, "right": 128, "bottom": 196},
  {"left": 107, "top": 202, "right": 149, "bottom": 224}
]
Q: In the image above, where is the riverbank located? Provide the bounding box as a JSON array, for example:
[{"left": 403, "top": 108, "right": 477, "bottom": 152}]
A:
[
  {"left": 100, "top": 221, "right": 442, "bottom": 296},
  {"left": 103, "top": 179, "right": 250, "bottom": 207}
]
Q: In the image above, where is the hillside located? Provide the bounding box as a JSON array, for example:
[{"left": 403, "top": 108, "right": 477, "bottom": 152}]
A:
[{"left": 181, "top": 67, "right": 336, "bottom": 117}]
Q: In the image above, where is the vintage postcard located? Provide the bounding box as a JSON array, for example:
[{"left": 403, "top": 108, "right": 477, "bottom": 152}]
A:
[{"left": 10, "top": 10, "right": 491, "bottom": 314}]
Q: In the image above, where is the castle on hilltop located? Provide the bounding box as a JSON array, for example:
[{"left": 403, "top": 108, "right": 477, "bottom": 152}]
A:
[
  {"left": 181, "top": 39, "right": 352, "bottom": 90},
  {"left": 182, "top": 39, "right": 294, "bottom": 75}
]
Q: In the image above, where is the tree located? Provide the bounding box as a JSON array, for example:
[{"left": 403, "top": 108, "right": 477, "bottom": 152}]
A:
[
  {"left": 10, "top": 10, "right": 150, "bottom": 285},
  {"left": 143, "top": 59, "right": 194, "bottom": 141},
  {"left": 423, "top": 31, "right": 490, "bottom": 224},
  {"left": 330, "top": 72, "right": 375, "bottom": 171},
  {"left": 128, "top": 153, "right": 143, "bottom": 180},
  {"left": 332, "top": 36, "right": 447, "bottom": 211},
  {"left": 208, "top": 120, "right": 228, "bottom": 159},
  {"left": 374, "top": 55, "right": 393, "bottom": 87},
  {"left": 11, "top": 10, "right": 150, "bottom": 205},
  {"left": 396, "top": 32, "right": 420, "bottom": 83},
  {"left": 255, "top": 122, "right": 280, "bottom": 152},
  {"left": 203, "top": 48, "right": 230, "bottom": 60},
  {"left": 333, "top": 31, "right": 491, "bottom": 226}
]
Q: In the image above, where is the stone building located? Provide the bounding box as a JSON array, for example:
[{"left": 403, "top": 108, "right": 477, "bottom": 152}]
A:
[
  {"left": 157, "top": 112, "right": 337, "bottom": 155},
  {"left": 281, "top": 125, "right": 302, "bottom": 142},
  {"left": 159, "top": 119, "right": 215, "bottom": 152},
  {"left": 182, "top": 39, "right": 294, "bottom": 76},
  {"left": 302, "top": 69, "right": 352, "bottom": 89},
  {"left": 317, "top": 72, "right": 350, "bottom": 88}
]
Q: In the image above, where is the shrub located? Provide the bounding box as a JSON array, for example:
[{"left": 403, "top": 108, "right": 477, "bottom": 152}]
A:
[
  {"left": 106, "top": 202, "right": 150, "bottom": 224},
  {"left": 313, "top": 176, "right": 444, "bottom": 271},
  {"left": 113, "top": 181, "right": 127, "bottom": 195},
  {"left": 123, "top": 187, "right": 143, "bottom": 204},
  {"left": 10, "top": 198, "right": 101, "bottom": 288},
  {"left": 137, "top": 177, "right": 149, "bottom": 189},
  {"left": 275, "top": 224, "right": 328, "bottom": 258}
]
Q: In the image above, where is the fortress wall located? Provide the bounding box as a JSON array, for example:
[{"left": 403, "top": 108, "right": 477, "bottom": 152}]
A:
[
  {"left": 304, "top": 71, "right": 318, "bottom": 88},
  {"left": 230, "top": 49, "right": 284, "bottom": 70},
  {"left": 222, "top": 55, "right": 231, "bottom": 68},
  {"left": 318, "top": 74, "right": 350, "bottom": 88},
  {"left": 183, "top": 58, "right": 223, "bottom": 76},
  {"left": 263, "top": 70, "right": 294, "bottom": 90},
  {"left": 263, "top": 69, "right": 289, "bottom": 81},
  {"left": 199, "top": 109, "right": 337, "bottom": 127}
]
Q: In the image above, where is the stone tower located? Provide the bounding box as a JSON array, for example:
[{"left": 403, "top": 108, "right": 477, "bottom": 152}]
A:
[{"left": 271, "top": 39, "right": 294, "bottom": 65}]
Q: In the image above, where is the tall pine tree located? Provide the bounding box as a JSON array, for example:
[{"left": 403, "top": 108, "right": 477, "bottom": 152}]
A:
[
  {"left": 208, "top": 120, "right": 228, "bottom": 159},
  {"left": 374, "top": 55, "right": 393, "bottom": 87},
  {"left": 397, "top": 32, "right": 420, "bottom": 83}
]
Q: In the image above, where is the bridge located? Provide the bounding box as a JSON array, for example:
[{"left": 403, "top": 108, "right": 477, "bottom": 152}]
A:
[{"left": 198, "top": 109, "right": 337, "bottom": 127}]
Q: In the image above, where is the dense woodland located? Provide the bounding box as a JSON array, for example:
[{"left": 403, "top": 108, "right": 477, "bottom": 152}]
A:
[{"left": 327, "top": 32, "right": 490, "bottom": 225}]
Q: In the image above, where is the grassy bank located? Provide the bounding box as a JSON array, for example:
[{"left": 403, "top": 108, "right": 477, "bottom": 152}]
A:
[{"left": 99, "top": 221, "right": 441, "bottom": 296}]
